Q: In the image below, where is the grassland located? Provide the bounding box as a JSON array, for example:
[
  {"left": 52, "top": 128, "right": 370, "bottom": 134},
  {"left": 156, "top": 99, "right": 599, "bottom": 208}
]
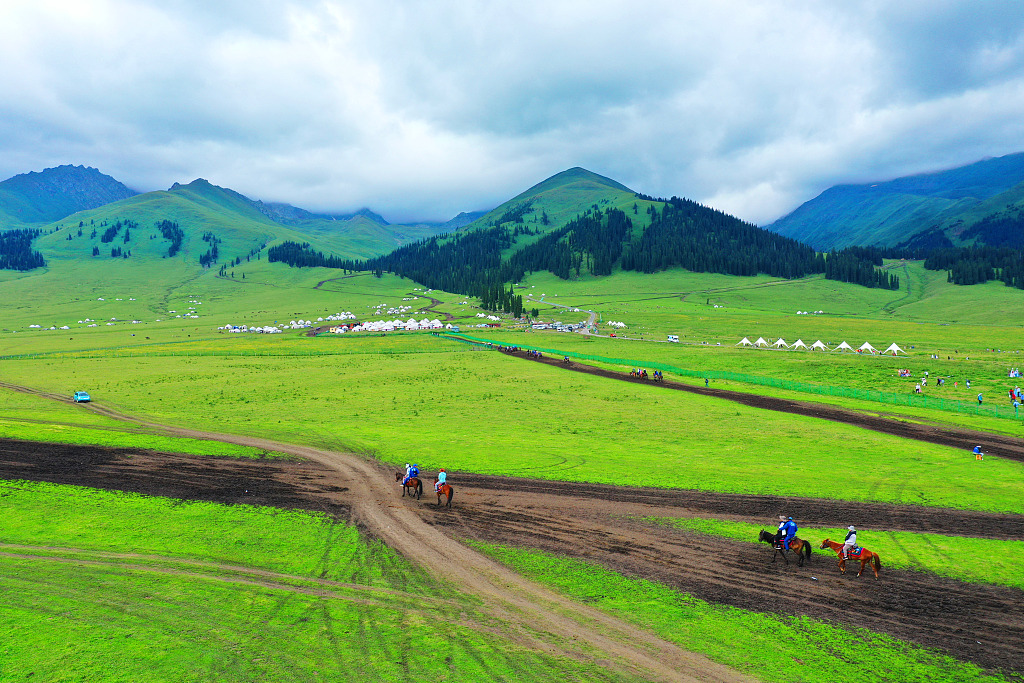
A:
[
  {"left": 2, "top": 241, "right": 1024, "bottom": 679},
  {"left": 474, "top": 543, "right": 1004, "bottom": 683},
  {"left": 0, "top": 480, "right": 627, "bottom": 682},
  {"left": 651, "top": 517, "right": 1023, "bottom": 590},
  {"left": 0, "top": 387, "right": 286, "bottom": 458},
  {"left": 3, "top": 337, "right": 1023, "bottom": 514}
]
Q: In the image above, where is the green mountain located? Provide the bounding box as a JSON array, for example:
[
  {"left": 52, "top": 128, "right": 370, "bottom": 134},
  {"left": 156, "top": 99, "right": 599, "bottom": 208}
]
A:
[
  {"left": 457, "top": 167, "right": 636, "bottom": 234},
  {"left": 339, "top": 168, "right": 822, "bottom": 306},
  {"left": 766, "top": 152, "right": 1024, "bottom": 250},
  {"left": 40, "top": 177, "right": 450, "bottom": 269},
  {"left": 0, "top": 165, "right": 137, "bottom": 228}
]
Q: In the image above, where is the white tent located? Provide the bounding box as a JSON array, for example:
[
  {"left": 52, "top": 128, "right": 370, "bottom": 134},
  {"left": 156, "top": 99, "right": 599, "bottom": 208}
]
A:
[
  {"left": 754, "top": 337, "right": 769, "bottom": 347},
  {"left": 859, "top": 342, "right": 877, "bottom": 354},
  {"left": 834, "top": 341, "right": 854, "bottom": 352},
  {"left": 792, "top": 339, "right": 808, "bottom": 349},
  {"left": 737, "top": 337, "right": 753, "bottom": 346},
  {"left": 773, "top": 338, "right": 789, "bottom": 348},
  {"left": 810, "top": 340, "right": 828, "bottom": 351},
  {"left": 884, "top": 343, "right": 905, "bottom": 355}
]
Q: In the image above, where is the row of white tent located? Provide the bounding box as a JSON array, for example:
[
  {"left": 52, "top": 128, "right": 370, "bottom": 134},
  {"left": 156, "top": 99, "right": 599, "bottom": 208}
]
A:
[
  {"left": 737, "top": 337, "right": 905, "bottom": 355},
  {"left": 336, "top": 318, "right": 447, "bottom": 333}
]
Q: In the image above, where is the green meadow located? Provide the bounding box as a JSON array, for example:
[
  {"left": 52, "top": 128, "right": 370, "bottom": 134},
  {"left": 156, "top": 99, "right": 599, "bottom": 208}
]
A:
[
  {"left": 0, "top": 387, "right": 286, "bottom": 458},
  {"left": 3, "top": 337, "right": 1023, "bottom": 513},
  {"left": 0, "top": 481, "right": 627, "bottom": 683},
  {"left": 2, "top": 243, "right": 1024, "bottom": 680}
]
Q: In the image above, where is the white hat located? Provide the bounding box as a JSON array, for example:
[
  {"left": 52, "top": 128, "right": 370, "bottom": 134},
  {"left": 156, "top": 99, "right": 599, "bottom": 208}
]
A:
[{"left": 848, "top": 525, "right": 856, "bottom": 531}]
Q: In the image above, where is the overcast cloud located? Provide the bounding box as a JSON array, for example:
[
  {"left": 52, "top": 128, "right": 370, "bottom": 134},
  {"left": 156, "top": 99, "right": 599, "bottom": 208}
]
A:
[{"left": 2, "top": 0, "right": 1024, "bottom": 224}]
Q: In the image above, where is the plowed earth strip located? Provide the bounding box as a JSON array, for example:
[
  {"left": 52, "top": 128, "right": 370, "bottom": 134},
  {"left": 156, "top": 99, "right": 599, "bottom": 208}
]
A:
[{"left": 2, "top": 436, "right": 1022, "bottom": 675}]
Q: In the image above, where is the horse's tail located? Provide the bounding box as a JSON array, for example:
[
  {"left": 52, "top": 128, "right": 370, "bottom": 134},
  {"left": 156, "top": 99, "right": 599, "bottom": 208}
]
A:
[
  {"left": 803, "top": 542, "right": 811, "bottom": 562},
  {"left": 873, "top": 553, "right": 881, "bottom": 571}
]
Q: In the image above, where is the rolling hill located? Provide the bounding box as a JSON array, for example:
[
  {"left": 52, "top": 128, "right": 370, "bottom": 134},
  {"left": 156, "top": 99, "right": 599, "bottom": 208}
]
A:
[{"left": 766, "top": 152, "right": 1024, "bottom": 250}]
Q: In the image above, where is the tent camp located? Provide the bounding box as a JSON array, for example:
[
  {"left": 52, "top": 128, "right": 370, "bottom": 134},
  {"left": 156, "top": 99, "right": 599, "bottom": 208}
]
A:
[
  {"left": 884, "top": 343, "right": 905, "bottom": 356},
  {"left": 754, "top": 337, "right": 769, "bottom": 347},
  {"left": 810, "top": 340, "right": 828, "bottom": 351},
  {"left": 834, "top": 341, "right": 854, "bottom": 352},
  {"left": 737, "top": 337, "right": 753, "bottom": 346},
  {"left": 859, "top": 342, "right": 877, "bottom": 354},
  {"left": 792, "top": 339, "right": 808, "bottom": 349},
  {"left": 773, "top": 338, "right": 789, "bottom": 348}
]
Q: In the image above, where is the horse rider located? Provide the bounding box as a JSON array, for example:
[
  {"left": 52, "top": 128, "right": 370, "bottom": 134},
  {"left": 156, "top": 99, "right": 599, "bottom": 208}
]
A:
[
  {"left": 403, "top": 463, "right": 419, "bottom": 486},
  {"left": 779, "top": 516, "right": 798, "bottom": 550},
  {"left": 773, "top": 515, "right": 790, "bottom": 550},
  {"left": 435, "top": 468, "right": 447, "bottom": 493},
  {"left": 842, "top": 525, "right": 857, "bottom": 559}
]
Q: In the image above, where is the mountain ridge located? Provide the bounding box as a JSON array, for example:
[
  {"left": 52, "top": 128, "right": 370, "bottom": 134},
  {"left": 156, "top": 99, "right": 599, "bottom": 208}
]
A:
[
  {"left": 0, "top": 165, "right": 138, "bottom": 228},
  {"left": 766, "top": 152, "right": 1024, "bottom": 250}
]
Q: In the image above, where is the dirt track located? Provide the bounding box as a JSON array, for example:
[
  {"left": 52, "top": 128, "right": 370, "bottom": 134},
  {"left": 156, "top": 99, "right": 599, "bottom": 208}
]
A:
[
  {"left": 2, "top": 436, "right": 1022, "bottom": 676},
  {"left": 3, "top": 366, "right": 1024, "bottom": 678}
]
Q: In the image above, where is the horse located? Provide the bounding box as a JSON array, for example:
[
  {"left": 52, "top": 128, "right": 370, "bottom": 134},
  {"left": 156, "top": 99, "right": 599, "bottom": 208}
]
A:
[
  {"left": 758, "top": 530, "right": 812, "bottom": 566},
  {"left": 819, "top": 538, "right": 881, "bottom": 579},
  {"left": 434, "top": 481, "right": 454, "bottom": 509},
  {"left": 394, "top": 472, "right": 423, "bottom": 500}
]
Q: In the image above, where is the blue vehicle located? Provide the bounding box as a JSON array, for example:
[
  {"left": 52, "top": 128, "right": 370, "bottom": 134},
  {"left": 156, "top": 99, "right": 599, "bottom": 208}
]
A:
[{"left": 73, "top": 391, "right": 91, "bottom": 403}]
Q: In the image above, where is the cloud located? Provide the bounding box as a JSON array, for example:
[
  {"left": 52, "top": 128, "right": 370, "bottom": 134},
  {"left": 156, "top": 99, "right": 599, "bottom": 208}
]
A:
[{"left": 2, "top": 0, "right": 1024, "bottom": 223}]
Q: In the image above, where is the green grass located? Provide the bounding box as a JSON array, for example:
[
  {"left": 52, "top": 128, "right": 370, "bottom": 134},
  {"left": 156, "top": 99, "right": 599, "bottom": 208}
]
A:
[
  {"left": 4, "top": 339, "right": 1024, "bottom": 514},
  {"left": 0, "top": 387, "right": 287, "bottom": 458},
  {"left": 0, "top": 480, "right": 630, "bottom": 682},
  {"left": 473, "top": 542, "right": 1009, "bottom": 683},
  {"left": 651, "top": 517, "right": 1024, "bottom": 590}
]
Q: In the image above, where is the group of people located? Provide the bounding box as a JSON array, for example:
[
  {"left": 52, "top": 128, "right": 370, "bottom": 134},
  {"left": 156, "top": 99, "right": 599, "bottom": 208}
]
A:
[
  {"left": 401, "top": 463, "right": 447, "bottom": 492},
  {"left": 774, "top": 515, "right": 859, "bottom": 559}
]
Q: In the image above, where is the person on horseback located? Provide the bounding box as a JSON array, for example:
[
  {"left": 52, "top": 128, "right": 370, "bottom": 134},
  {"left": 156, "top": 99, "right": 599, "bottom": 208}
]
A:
[
  {"left": 435, "top": 468, "right": 447, "bottom": 493},
  {"left": 773, "top": 515, "right": 787, "bottom": 549},
  {"left": 842, "top": 525, "right": 857, "bottom": 559},
  {"left": 778, "top": 516, "right": 797, "bottom": 550},
  {"left": 403, "top": 463, "right": 419, "bottom": 486}
]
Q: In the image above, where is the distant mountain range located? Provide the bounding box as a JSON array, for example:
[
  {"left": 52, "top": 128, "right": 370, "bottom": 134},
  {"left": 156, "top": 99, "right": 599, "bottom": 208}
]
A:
[
  {"left": 0, "top": 165, "right": 137, "bottom": 227},
  {"left": 766, "top": 152, "right": 1024, "bottom": 250}
]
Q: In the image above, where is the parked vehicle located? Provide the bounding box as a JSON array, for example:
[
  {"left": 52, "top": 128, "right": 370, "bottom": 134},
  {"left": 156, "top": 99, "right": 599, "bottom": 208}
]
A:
[
  {"left": 667, "top": 335, "right": 679, "bottom": 343},
  {"left": 73, "top": 391, "right": 91, "bottom": 403}
]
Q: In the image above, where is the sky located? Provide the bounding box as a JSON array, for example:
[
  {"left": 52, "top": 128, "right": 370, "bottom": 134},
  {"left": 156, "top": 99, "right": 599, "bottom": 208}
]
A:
[{"left": 3, "top": 1, "right": 1024, "bottom": 225}]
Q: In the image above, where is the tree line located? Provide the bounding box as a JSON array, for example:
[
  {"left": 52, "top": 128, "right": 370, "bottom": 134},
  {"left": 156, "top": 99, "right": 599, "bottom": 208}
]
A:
[
  {"left": 924, "top": 246, "right": 1024, "bottom": 288},
  {"left": 0, "top": 229, "right": 45, "bottom": 270}
]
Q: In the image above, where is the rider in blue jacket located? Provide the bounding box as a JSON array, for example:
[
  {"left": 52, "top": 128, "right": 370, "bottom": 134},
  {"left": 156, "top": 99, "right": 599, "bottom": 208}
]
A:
[{"left": 778, "top": 516, "right": 798, "bottom": 550}]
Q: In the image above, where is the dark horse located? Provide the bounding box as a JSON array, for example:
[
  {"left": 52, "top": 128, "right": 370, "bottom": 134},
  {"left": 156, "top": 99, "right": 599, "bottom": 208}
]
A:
[
  {"left": 758, "top": 530, "right": 812, "bottom": 566},
  {"left": 820, "top": 538, "right": 881, "bottom": 580},
  {"left": 395, "top": 472, "right": 423, "bottom": 499},
  {"left": 434, "top": 481, "right": 454, "bottom": 509}
]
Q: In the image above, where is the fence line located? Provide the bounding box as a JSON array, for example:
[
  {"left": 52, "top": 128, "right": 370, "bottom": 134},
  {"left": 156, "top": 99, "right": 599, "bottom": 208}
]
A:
[{"left": 437, "top": 333, "right": 1020, "bottom": 422}]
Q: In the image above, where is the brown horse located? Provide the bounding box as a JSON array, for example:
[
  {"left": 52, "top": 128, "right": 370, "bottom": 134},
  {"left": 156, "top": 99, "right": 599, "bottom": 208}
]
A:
[
  {"left": 819, "top": 538, "right": 881, "bottom": 579},
  {"left": 758, "top": 530, "right": 812, "bottom": 566},
  {"left": 394, "top": 472, "right": 423, "bottom": 500},
  {"left": 434, "top": 481, "right": 453, "bottom": 509}
]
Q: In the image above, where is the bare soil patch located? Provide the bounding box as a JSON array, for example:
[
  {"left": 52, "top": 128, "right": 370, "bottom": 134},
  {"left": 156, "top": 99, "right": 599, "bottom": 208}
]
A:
[{"left": 1, "top": 437, "right": 1021, "bottom": 676}]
